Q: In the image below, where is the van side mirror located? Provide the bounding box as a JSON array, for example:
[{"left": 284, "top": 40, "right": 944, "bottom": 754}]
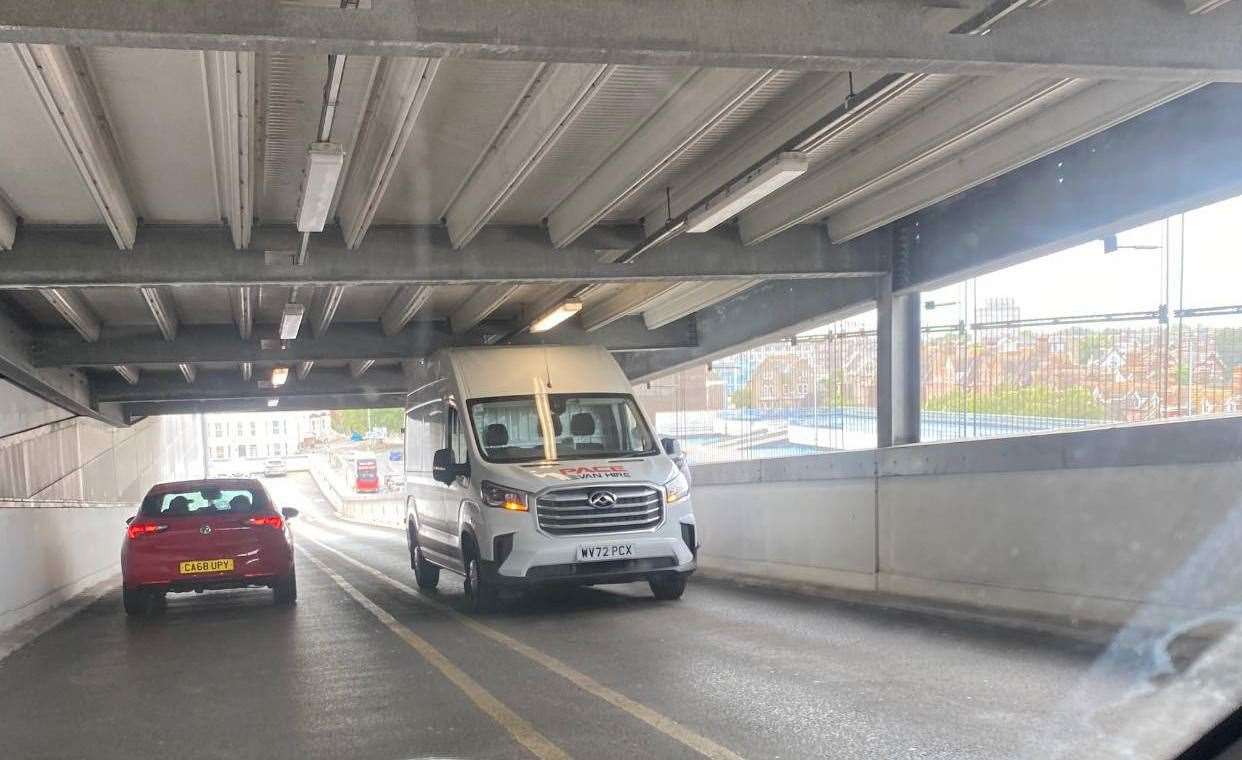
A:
[
  {"left": 281, "top": 507, "right": 300, "bottom": 519},
  {"left": 432, "top": 448, "right": 468, "bottom": 485}
]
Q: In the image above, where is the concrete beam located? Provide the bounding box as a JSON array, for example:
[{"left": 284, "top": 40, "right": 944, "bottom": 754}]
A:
[
  {"left": 337, "top": 57, "right": 439, "bottom": 249},
  {"left": 380, "top": 285, "right": 433, "bottom": 337},
  {"left": 113, "top": 364, "right": 139, "bottom": 385},
  {"left": 94, "top": 366, "right": 410, "bottom": 403},
  {"left": 450, "top": 284, "right": 522, "bottom": 334},
  {"left": 899, "top": 83, "right": 1242, "bottom": 294},
  {"left": 13, "top": 44, "right": 137, "bottom": 249},
  {"left": 0, "top": 193, "right": 15, "bottom": 250},
  {"left": 38, "top": 288, "right": 100, "bottom": 342},
  {"left": 122, "top": 392, "right": 408, "bottom": 418},
  {"left": 348, "top": 359, "right": 375, "bottom": 378},
  {"left": 547, "top": 68, "right": 776, "bottom": 248},
  {"left": 202, "top": 50, "right": 256, "bottom": 249},
  {"left": 822, "top": 79, "right": 1201, "bottom": 244},
  {"left": 33, "top": 317, "right": 699, "bottom": 367},
  {"left": 641, "top": 281, "right": 760, "bottom": 330},
  {"left": 446, "top": 63, "right": 611, "bottom": 249},
  {"left": 3, "top": 1, "right": 1242, "bottom": 81},
  {"left": 178, "top": 363, "right": 196, "bottom": 384},
  {"left": 579, "top": 284, "right": 675, "bottom": 332},
  {"left": 0, "top": 224, "right": 882, "bottom": 289},
  {"left": 0, "top": 302, "right": 113, "bottom": 423},
  {"left": 618, "top": 276, "right": 879, "bottom": 383},
  {"left": 740, "top": 73, "right": 1079, "bottom": 246},
  {"left": 229, "top": 285, "right": 255, "bottom": 339},
  {"left": 138, "top": 286, "right": 178, "bottom": 341},
  {"left": 308, "top": 285, "right": 345, "bottom": 338},
  {"left": 1185, "top": 0, "right": 1234, "bottom": 14},
  {"left": 240, "top": 361, "right": 252, "bottom": 382}
]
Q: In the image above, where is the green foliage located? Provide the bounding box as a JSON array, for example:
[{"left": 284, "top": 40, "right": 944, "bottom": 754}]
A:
[
  {"left": 729, "top": 386, "right": 753, "bottom": 409},
  {"left": 1076, "top": 332, "right": 1114, "bottom": 365},
  {"left": 816, "top": 371, "right": 846, "bottom": 407},
  {"left": 924, "top": 385, "right": 1107, "bottom": 420},
  {"left": 1216, "top": 327, "right": 1242, "bottom": 370},
  {"left": 331, "top": 408, "right": 405, "bottom": 435}
]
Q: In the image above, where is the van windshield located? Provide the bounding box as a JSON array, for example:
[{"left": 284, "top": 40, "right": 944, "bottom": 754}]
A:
[{"left": 468, "top": 394, "right": 658, "bottom": 463}]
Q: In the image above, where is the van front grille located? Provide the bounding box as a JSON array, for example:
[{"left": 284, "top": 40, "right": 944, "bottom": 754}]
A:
[{"left": 536, "top": 484, "right": 663, "bottom": 535}]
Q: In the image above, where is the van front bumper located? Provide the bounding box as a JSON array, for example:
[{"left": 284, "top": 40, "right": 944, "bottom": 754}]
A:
[{"left": 480, "top": 499, "right": 697, "bottom": 587}]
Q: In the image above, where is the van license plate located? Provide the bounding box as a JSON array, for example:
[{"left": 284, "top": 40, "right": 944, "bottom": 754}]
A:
[{"left": 577, "top": 543, "right": 634, "bottom": 562}]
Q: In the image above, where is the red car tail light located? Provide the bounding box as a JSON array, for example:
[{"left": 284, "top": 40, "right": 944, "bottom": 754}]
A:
[
  {"left": 247, "top": 515, "right": 284, "bottom": 530},
  {"left": 126, "top": 522, "right": 168, "bottom": 540}
]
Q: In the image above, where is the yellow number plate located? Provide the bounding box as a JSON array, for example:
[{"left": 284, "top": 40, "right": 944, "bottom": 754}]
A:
[{"left": 179, "top": 559, "right": 234, "bottom": 574}]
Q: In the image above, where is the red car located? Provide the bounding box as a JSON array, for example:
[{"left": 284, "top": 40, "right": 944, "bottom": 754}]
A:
[{"left": 121, "top": 479, "right": 299, "bottom": 615}]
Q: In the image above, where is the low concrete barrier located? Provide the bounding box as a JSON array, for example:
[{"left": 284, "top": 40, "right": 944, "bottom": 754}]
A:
[
  {"left": 691, "top": 415, "right": 1242, "bottom": 627},
  {"left": 307, "top": 455, "right": 404, "bottom": 528}
]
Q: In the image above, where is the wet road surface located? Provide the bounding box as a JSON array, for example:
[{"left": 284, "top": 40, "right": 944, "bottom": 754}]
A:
[{"left": 0, "top": 473, "right": 1110, "bottom": 760}]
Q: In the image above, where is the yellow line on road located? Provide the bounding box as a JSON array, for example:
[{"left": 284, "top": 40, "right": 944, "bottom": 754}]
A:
[
  {"left": 301, "top": 535, "right": 745, "bottom": 760},
  {"left": 297, "top": 547, "right": 571, "bottom": 760}
]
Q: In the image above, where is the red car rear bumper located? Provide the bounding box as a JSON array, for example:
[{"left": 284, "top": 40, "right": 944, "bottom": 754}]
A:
[{"left": 122, "top": 545, "right": 294, "bottom": 591}]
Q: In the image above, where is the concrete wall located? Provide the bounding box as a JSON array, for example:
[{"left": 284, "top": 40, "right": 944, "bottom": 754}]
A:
[
  {"left": 692, "top": 415, "right": 1242, "bottom": 627},
  {"left": 0, "top": 379, "right": 204, "bottom": 631}
]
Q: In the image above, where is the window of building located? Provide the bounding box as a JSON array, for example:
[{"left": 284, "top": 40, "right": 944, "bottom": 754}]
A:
[
  {"left": 272, "top": 420, "right": 281, "bottom": 434},
  {"left": 213, "top": 423, "right": 223, "bottom": 437},
  {"left": 248, "top": 444, "right": 258, "bottom": 457}
]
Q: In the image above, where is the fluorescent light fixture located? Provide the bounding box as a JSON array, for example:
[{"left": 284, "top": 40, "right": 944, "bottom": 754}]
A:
[
  {"left": 685, "top": 152, "right": 809, "bottom": 234},
  {"left": 267, "top": 398, "right": 280, "bottom": 408},
  {"left": 529, "top": 299, "right": 583, "bottom": 333},
  {"left": 296, "top": 142, "right": 345, "bottom": 233},
  {"left": 279, "top": 302, "right": 305, "bottom": 340},
  {"left": 271, "top": 367, "right": 290, "bottom": 387}
]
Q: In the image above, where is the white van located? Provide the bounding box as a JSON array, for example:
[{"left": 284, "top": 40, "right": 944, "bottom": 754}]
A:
[{"left": 402, "top": 345, "right": 697, "bottom": 611}]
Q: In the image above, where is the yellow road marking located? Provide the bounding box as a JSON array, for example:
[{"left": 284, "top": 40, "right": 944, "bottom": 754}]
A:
[
  {"left": 301, "top": 535, "right": 745, "bottom": 760},
  {"left": 297, "top": 547, "right": 571, "bottom": 760}
]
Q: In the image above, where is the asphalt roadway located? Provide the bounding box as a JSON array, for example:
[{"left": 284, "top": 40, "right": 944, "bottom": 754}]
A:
[{"left": 0, "top": 473, "right": 1112, "bottom": 760}]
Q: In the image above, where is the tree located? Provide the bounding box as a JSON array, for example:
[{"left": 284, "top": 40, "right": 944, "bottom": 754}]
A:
[
  {"left": 729, "top": 386, "right": 753, "bottom": 409},
  {"left": 331, "top": 408, "right": 405, "bottom": 435},
  {"left": 924, "top": 385, "right": 1108, "bottom": 420}
]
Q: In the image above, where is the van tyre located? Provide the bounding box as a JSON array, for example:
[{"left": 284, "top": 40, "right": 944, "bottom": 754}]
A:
[
  {"left": 274, "top": 570, "right": 298, "bottom": 606},
  {"left": 649, "top": 573, "right": 687, "bottom": 601},
  {"left": 464, "top": 554, "right": 496, "bottom": 613},
  {"left": 413, "top": 543, "right": 440, "bottom": 591}
]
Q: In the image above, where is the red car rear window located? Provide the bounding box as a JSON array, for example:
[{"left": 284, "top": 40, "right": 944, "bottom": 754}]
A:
[{"left": 140, "top": 486, "right": 268, "bottom": 517}]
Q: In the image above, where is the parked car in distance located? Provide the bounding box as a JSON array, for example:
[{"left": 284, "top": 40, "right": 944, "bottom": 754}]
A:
[{"left": 263, "top": 458, "right": 288, "bottom": 477}]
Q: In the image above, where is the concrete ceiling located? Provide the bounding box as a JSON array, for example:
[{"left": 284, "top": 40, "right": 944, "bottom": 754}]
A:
[{"left": 0, "top": 0, "right": 1236, "bottom": 420}]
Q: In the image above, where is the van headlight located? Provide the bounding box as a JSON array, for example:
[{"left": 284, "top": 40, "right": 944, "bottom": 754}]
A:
[
  {"left": 664, "top": 471, "right": 690, "bottom": 504},
  {"left": 481, "top": 481, "right": 529, "bottom": 512}
]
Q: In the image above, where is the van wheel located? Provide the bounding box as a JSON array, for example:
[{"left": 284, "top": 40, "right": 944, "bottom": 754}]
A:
[
  {"left": 274, "top": 570, "right": 298, "bottom": 606},
  {"left": 463, "top": 552, "right": 496, "bottom": 613},
  {"left": 413, "top": 544, "right": 440, "bottom": 591},
  {"left": 122, "top": 587, "right": 147, "bottom": 616},
  {"left": 649, "top": 573, "right": 687, "bottom": 601}
]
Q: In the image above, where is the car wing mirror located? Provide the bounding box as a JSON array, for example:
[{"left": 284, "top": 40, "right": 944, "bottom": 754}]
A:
[{"left": 281, "top": 507, "right": 300, "bottom": 519}]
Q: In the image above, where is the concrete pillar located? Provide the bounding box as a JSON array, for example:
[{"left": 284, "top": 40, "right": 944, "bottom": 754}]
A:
[{"left": 877, "top": 272, "right": 921, "bottom": 447}]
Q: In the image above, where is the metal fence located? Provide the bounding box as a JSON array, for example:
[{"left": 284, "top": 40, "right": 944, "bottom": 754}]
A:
[
  {"left": 633, "top": 200, "right": 1242, "bottom": 465},
  {"left": 633, "top": 323, "right": 879, "bottom": 465}
]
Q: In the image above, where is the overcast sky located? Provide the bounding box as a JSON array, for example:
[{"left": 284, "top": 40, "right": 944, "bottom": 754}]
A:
[{"left": 802, "top": 192, "right": 1242, "bottom": 335}]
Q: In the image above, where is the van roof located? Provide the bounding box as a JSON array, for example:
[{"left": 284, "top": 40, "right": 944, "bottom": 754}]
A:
[{"left": 442, "top": 345, "right": 632, "bottom": 400}]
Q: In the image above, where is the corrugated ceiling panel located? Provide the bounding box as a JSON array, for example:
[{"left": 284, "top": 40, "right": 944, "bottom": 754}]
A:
[
  {"left": 489, "top": 64, "right": 697, "bottom": 224},
  {"left": 373, "top": 59, "right": 542, "bottom": 225},
  {"left": 0, "top": 45, "right": 102, "bottom": 223},
  {"left": 606, "top": 70, "right": 805, "bottom": 222},
  {"left": 85, "top": 47, "right": 220, "bottom": 223}
]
